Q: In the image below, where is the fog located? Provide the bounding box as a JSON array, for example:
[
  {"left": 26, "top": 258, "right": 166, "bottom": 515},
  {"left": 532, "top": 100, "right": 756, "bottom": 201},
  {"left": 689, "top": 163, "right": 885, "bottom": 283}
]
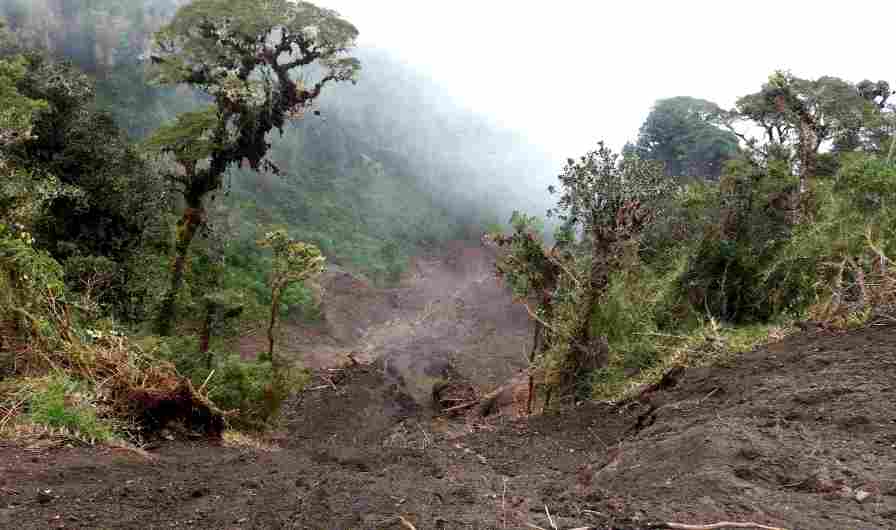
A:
[
  {"left": 325, "top": 0, "right": 894, "bottom": 161},
  {"left": 3, "top": 0, "right": 891, "bottom": 229},
  {"left": 0, "top": 0, "right": 560, "bottom": 223}
]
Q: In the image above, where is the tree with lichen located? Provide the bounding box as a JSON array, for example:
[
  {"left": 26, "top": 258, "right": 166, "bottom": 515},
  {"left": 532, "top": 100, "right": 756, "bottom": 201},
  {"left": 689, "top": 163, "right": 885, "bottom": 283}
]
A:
[
  {"left": 258, "top": 229, "right": 325, "bottom": 402},
  {"left": 145, "top": 0, "right": 360, "bottom": 335},
  {"left": 724, "top": 72, "right": 891, "bottom": 222},
  {"left": 548, "top": 143, "right": 669, "bottom": 397}
]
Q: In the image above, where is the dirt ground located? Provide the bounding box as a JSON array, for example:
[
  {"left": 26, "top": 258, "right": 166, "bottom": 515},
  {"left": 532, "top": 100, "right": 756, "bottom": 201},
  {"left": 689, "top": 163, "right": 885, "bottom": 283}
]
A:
[{"left": 2, "top": 242, "right": 895, "bottom": 529}]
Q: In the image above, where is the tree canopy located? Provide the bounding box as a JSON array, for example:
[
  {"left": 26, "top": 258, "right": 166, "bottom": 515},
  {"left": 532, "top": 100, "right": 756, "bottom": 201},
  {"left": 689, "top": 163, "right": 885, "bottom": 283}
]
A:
[
  {"left": 149, "top": 0, "right": 360, "bottom": 166},
  {"left": 631, "top": 96, "right": 739, "bottom": 180}
]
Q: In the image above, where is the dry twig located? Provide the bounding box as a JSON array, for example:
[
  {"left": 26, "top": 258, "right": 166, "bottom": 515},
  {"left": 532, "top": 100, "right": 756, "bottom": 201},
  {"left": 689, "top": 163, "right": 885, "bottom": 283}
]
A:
[
  {"left": 501, "top": 478, "right": 508, "bottom": 529},
  {"left": 0, "top": 398, "right": 26, "bottom": 430},
  {"left": 545, "top": 505, "right": 558, "bottom": 530}
]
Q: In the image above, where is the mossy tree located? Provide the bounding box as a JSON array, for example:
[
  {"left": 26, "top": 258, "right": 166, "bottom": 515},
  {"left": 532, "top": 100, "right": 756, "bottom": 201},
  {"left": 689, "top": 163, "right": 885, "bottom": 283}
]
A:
[
  {"left": 729, "top": 72, "right": 891, "bottom": 221},
  {"left": 145, "top": 0, "right": 360, "bottom": 335},
  {"left": 548, "top": 143, "right": 669, "bottom": 394}
]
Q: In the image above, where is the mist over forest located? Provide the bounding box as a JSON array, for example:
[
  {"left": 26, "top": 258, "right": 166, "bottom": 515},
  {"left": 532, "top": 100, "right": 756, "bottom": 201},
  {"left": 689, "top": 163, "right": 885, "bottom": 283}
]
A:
[{"left": 0, "top": 0, "right": 556, "bottom": 274}]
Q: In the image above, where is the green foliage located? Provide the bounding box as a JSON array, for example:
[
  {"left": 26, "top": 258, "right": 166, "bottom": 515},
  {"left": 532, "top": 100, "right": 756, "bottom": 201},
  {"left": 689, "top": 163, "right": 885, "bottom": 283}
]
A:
[
  {"left": 142, "top": 106, "right": 221, "bottom": 164},
  {"left": 768, "top": 155, "right": 896, "bottom": 323},
  {"left": 143, "top": 334, "right": 301, "bottom": 429},
  {"left": 149, "top": 0, "right": 360, "bottom": 175},
  {"left": 211, "top": 354, "right": 308, "bottom": 429},
  {"left": 259, "top": 229, "right": 326, "bottom": 290},
  {"left": 492, "top": 211, "right": 551, "bottom": 300},
  {"left": 549, "top": 142, "right": 670, "bottom": 231},
  {"left": 0, "top": 223, "right": 65, "bottom": 315},
  {"left": 220, "top": 136, "right": 475, "bottom": 280},
  {"left": 6, "top": 54, "right": 171, "bottom": 320},
  {"left": 23, "top": 373, "right": 112, "bottom": 442},
  {"left": 147, "top": 0, "right": 360, "bottom": 335},
  {"left": 633, "top": 96, "right": 739, "bottom": 179},
  {"left": 207, "top": 355, "right": 276, "bottom": 426},
  {"left": 151, "top": 0, "right": 360, "bottom": 87},
  {"left": 729, "top": 71, "right": 892, "bottom": 172},
  {"left": 0, "top": 54, "right": 48, "bottom": 144}
]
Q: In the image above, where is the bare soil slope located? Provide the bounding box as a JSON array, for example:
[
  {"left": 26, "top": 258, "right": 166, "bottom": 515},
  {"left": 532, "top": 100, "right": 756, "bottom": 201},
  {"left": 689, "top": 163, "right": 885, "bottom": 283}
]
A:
[{"left": 2, "top": 243, "right": 895, "bottom": 529}]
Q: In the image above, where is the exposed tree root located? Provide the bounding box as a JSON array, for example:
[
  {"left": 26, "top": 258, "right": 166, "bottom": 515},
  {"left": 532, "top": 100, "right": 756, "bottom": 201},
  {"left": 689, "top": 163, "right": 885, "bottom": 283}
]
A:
[
  {"left": 128, "top": 379, "right": 227, "bottom": 437},
  {"left": 435, "top": 381, "right": 517, "bottom": 418}
]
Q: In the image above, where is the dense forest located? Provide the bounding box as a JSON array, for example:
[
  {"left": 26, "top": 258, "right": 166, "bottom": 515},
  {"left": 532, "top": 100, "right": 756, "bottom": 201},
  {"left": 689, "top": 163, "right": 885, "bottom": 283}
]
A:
[{"left": 0, "top": 0, "right": 894, "bottom": 451}]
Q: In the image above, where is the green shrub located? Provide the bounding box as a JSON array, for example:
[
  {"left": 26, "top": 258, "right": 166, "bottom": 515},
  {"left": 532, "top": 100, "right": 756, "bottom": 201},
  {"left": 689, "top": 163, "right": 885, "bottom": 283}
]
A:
[
  {"left": 147, "top": 334, "right": 308, "bottom": 429},
  {"left": 25, "top": 374, "right": 112, "bottom": 442},
  {"left": 589, "top": 257, "right": 693, "bottom": 377},
  {"left": 767, "top": 155, "right": 896, "bottom": 322}
]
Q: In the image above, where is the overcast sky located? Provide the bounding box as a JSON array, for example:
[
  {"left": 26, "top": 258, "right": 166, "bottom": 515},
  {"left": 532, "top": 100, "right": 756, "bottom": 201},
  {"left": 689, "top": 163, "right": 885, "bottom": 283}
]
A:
[{"left": 323, "top": 0, "right": 894, "bottom": 163}]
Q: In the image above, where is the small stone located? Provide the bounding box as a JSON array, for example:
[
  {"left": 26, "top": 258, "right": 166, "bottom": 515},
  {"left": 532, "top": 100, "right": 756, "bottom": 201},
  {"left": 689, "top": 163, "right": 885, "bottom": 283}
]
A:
[
  {"left": 36, "top": 489, "right": 53, "bottom": 504},
  {"left": 855, "top": 490, "right": 872, "bottom": 502}
]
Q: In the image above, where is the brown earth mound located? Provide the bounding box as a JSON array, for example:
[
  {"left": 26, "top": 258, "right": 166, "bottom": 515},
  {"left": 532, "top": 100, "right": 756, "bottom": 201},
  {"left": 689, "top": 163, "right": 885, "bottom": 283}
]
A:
[{"left": 2, "top": 322, "right": 895, "bottom": 529}]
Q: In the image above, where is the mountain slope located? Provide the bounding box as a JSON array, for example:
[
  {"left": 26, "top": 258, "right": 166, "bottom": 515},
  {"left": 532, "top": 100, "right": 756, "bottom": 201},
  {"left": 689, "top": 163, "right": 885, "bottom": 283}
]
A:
[{"left": 2, "top": 275, "right": 894, "bottom": 529}]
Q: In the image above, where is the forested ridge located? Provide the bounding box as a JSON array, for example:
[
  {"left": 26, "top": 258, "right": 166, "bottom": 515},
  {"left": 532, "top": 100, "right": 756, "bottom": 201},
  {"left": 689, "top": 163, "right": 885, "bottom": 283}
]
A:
[{"left": 0, "top": 4, "right": 895, "bottom": 528}]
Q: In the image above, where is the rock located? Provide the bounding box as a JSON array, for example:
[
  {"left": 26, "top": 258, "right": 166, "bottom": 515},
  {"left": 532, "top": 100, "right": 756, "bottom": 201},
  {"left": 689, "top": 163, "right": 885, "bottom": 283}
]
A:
[
  {"left": 190, "top": 487, "right": 209, "bottom": 499},
  {"left": 855, "top": 490, "right": 872, "bottom": 503},
  {"left": 36, "top": 489, "right": 53, "bottom": 504}
]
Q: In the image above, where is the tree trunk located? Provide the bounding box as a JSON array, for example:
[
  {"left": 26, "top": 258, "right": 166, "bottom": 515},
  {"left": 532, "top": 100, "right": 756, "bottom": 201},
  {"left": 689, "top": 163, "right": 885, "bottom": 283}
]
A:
[
  {"left": 200, "top": 301, "right": 218, "bottom": 369},
  {"left": 267, "top": 289, "right": 281, "bottom": 364},
  {"left": 795, "top": 116, "right": 819, "bottom": 224},
  {"left": 558, "top": 228, "right": 613, "bottom": 397},
  {"left": 577, "top": 227, "right": 613, "bottom": 349},
  {"left": 155, "top": 205, "right": 204, "bottom": 336},
  {"left": 200, "top": 309, "right": 212, "bottom": 361},
  {"left": 527, "top": 319, "right": 543, "bottom": 415}
]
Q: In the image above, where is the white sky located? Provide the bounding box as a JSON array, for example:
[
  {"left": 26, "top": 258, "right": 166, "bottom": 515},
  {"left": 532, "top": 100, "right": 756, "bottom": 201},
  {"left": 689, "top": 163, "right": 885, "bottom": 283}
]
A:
[{"left": 323, "top": 0, "right": 894, "bottom": 163}]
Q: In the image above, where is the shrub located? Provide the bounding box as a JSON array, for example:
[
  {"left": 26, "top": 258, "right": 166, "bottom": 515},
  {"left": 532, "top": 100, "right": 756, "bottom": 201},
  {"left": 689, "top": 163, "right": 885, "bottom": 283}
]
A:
[
  {"left": 23, "top": 373, "right": 112, "bottom": 442},
  {"left": 148, "top": 334, "right": 309, "bottom": 429},
  {"left": 769, "top": 155, "right": 896, "bottom": 324}
]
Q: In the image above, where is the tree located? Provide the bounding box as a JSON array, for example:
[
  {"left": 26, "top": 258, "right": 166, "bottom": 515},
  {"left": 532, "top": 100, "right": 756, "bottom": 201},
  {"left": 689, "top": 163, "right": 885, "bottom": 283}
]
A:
[
  {"left": 491, "top": 212, "right": 565, "bottom": 413},
  {"left": 548, "top": 143, "right": 669, "bottom": 395},
  {"left": 2, "top": 52, "right": 170, "bottom": 321},
  {"left": 0, "top": 44, "right": 53, "bottom": 228},
  {"left": 834, "top": 80, "right": 893, "bottom": 154},
  {"left": 634, "top": 96, "right": 739, "bottom": 180},
  {"left": 0, "top": 56, "right": 46, "bottom": 146},
  {"left": 728, "top": 72, "right": 888, "bottom": 219},
  {"left": 146, "top": 0, "right": 360, "bottom": 335},
  {"left": 258, "top": 229, "right": 325, "bottom": 402}
]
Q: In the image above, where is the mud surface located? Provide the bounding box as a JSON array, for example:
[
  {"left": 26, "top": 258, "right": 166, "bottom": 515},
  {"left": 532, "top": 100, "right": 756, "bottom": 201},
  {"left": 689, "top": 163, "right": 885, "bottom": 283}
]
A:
[{"left": 2, "top": 242, "right": 895, "bottom": 529}]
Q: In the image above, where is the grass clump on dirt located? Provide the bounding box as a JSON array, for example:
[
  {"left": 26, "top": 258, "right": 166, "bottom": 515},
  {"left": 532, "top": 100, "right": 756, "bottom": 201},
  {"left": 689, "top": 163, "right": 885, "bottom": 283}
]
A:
[{"left": 16, "top": 373, "right": 113, "bottom": 443}]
